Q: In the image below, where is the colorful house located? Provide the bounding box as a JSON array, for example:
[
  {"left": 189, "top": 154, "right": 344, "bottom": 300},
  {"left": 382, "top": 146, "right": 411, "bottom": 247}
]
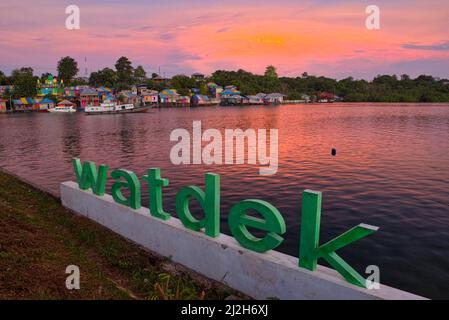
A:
[
  {"left": 57, "top": 99, "right": 76, "bottom": 107},
  {"left": 13, "top": 98, "right": 38, "bottom": 112},
  {"left": 35, "top": 98, "right": 55, "bottom": 112},
  {"left": 141, "top": 90, "right": 159, "bottom": 105},
  {"left": 79, "top": 87, "right": 100, "bottom": 108},
  {"left": 0, "top": 99, "right": 7, "bottom": 113},
  {"left": 263, "top": 93, "right": 286, "bottom": 105},
  {"left": 37, "top": 74, "right": 64, "bottom": 96},
  {"left": 159, "top": 89, "right": 180, "bottom": 105},
  {"left": 0, "top": 85, "right": 14, "bottom": 96}
]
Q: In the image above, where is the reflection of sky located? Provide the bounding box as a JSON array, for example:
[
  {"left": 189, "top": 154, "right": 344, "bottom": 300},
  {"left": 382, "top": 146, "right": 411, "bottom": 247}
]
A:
[{"left": 0, "top": 0, "right": 448, "bottom": 79}]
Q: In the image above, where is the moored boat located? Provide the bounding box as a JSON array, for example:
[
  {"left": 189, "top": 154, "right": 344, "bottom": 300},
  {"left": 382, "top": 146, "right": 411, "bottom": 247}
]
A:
[
  {"left": 85, "top": 102, "right": 150, "bottom": 115},
  {"left": 48, "top": 105, "right": 76, "bottom": 113}
]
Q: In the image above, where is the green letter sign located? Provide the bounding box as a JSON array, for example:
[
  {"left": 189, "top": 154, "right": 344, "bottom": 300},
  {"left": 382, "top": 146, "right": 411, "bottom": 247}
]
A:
[
  {"left": 143, "top": 168, "right": 171, "bottom": 220},
  {"left": 175, "top": 173, "right": 220, "bottom": 237},
  {"left": 111, "top": 169, "right": 141, "bottom": 210},
  {"left": 299, "top": 190, "right": 379, "bottom": 288},
  {"left": 72, "top": 158, "right": 108, "bottom": 196},
  {"left": 228, "top": 199, "right": 286, "bottom": 253}
]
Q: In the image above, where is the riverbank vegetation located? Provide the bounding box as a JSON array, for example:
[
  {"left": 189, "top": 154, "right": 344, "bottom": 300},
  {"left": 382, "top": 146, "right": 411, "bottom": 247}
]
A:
[
  {"left": 1, "top": 56, "right": 448, "bottom": 102},
  {"left": 0, "top": 170, "right": 239, "bottom": 299}
]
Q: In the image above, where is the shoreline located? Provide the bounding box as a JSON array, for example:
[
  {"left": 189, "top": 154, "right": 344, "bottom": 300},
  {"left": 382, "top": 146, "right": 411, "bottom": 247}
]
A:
[{"left": 0, "top": 168, "right": 245, "bottom": 300}]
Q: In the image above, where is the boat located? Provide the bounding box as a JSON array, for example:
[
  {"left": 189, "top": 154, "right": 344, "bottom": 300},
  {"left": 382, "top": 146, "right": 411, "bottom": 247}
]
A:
[
  {"left": 85, "top": 102, "right": 151, "bottom": 115},
  {"left": 48, "top": 105, "right": 77, "bottom": 113}
]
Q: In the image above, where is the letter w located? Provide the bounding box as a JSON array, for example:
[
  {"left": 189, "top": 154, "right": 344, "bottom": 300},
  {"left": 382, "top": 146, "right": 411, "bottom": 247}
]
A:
[
  {"left": 299, "top": 190, "right": 379, "bottom": 288},
  {"left": 72, "top": 158, "right": 109, "bottom": 196}
]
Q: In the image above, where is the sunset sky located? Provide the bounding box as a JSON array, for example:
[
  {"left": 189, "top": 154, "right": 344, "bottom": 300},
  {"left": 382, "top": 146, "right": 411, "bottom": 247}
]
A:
[{"left": 0, "top": 0, "right": 448, "bottom": 79}]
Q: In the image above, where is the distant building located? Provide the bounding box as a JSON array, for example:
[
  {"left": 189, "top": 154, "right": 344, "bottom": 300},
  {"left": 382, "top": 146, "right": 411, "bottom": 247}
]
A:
[
  {"left": 37, "top": 74, "right": 64, "bottom": 96},
  {"left": 35, "top": 98, "right": 55, "bottom": 112},
  {"left": 119, "top": 91, "right": 140, "bottom": 105},
  {"left": 247, "top": 95, "right": 264, "bottom": 105},
  {"left": 192, "top": 73, "right": 205, "bottom": 81},
  {"left": 79, "top": 87, "right": 100, "bottom": 108},
  {"left": 0, "top": 99, "right": 7, "bottom": 113},
  {"left": 159, "top": 89, "right": 180, "bottom": 104},
  {"left": 263, "top": 93, "right": 286, "bottom": 105},
  {"left": 141, "top": 90, "right": 159, "bottom": 106},
  {"left": 0, "top": 85, "right": 14, "bottom": 97},
  {"left": 13, "top": 98, "right": 38, "bottom": 112}
]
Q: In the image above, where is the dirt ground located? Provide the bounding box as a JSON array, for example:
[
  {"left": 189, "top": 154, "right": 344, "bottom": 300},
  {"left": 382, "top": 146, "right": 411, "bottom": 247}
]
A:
[{"left": 0, "top": 170, "right": 242, "bottom": 300}]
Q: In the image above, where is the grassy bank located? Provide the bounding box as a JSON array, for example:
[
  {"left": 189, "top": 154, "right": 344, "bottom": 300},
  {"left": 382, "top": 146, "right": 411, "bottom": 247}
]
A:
[{"left": 0, "top": 170, "right": 241, "bottom": 300}]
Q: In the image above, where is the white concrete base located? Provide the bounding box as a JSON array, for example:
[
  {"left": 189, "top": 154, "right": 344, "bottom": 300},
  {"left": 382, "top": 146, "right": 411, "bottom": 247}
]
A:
[{"left": 60, "top": 181, "right": 425, "bottom": 300}]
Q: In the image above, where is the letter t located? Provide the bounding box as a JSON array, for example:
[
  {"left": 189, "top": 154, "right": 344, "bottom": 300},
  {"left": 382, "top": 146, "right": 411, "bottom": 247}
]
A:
[{"left": 143, "top": 168, "right": 171, "bottom": 220}]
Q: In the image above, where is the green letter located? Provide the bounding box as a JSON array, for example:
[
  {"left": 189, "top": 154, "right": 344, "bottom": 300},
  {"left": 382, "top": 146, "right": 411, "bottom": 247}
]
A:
[
  {"left": 175, "top": 173, "right": 220, "bottom": 237},
  {"left": 299, "top": 190, "right": 379, "bottom": 288},
  {"left": 110, "top": 169, "right": 141, "bottom": 210},
  {"left": 228, "top": 200, "right": 286, "bottom": 253},
  {"left": 143, "top": 168, "right": 171, "bottom": 220},
  {"left": 72, "top": 158, "right": 108, "bottom": 196}
]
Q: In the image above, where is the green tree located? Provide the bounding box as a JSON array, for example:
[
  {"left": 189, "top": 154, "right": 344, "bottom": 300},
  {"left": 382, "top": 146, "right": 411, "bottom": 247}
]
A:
[
  {"left": 264, "top": 65, "right": 278, "bottom": 78},
  {"left": 89, "top": 68, "right": 117, "bottom": 87},
  {"left": 134, "top": 65, "right": 147, "bottom": 83},
  {"left": 115, "top": 56, "right": 134, "bottom": 89},
  {"left": 57, "top": 56, "right": 79, "bottom": 84},
  {"left": 0, "top": 70, "right": 7, "bottom": 85},
  {"left": 170, "top": 75, "right": 196, "bottom": 96},
  {"left": 11, "top": 67, "right": 37, "bottom": 97}
]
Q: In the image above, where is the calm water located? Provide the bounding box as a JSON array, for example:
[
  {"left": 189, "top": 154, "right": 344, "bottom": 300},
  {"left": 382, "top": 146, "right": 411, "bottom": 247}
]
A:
[{"left": 1, "top": 103, "right": 448, "bottom": 299}]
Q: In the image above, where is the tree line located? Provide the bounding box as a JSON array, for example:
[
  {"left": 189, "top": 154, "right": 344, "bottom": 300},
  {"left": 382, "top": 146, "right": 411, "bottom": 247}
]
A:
[{"left": 1, "top": 56, "right": 448, "bottom": 102}]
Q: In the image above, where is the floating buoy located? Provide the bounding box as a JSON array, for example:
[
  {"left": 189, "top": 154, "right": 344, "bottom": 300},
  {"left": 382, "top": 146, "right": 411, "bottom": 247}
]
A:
[{"left": 331, "top": 148, "right": 337, "bottom": 156}]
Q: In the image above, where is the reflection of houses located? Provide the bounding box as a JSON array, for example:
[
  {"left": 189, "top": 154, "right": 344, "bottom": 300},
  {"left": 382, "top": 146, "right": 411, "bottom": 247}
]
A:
[
  {"left": 263, "top": 93, "right": 286, "bottom": 105},
  {"left": 36, "top": 98, "right": 55, "bottom": 112},
  {"left": 0, "top": 99, "right": 7, "bottom": 113},
  {"left": 37, "top": 74, "right": 64, "bottom": 96},
  {"left": 80, "top": 87, "right": 100, "bottom": 108},
  {"left": 13, "top": 98, "right": 38, "bottom": 112}
]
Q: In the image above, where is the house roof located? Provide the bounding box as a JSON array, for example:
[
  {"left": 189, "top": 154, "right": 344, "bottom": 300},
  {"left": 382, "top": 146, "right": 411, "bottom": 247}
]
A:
[
  {"left": 80, "top": 88, "right": 98, "bottom": 95},
  {"left": 37, "top": 98, "right": 54, "bottom": 104},
  {"left": 13, "top": 98, "right": 34, "bottom": 105},
  {"left": 57, "top": 99, "right": 75, "bottom": 106},
  {"left": 264, "top": 93, "right": 286, "bottom": 99}
]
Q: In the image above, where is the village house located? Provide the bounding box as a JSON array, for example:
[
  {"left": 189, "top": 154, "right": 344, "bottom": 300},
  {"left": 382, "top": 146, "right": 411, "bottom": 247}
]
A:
[
  {"left": 159, "top": 89, "right": 180, "bottom": 106},
  {"left": 79, "top": 87, "right": 100, "bottom": 108},
  {"left": 35, "top": 98, "right": 55, "bottom": 112},
  {"left": 247, "top": 95, "right": 264, "bottom": 105},
  {"left": 263, "top": 93, "right": 286, "bottom": 105},
  {"left": 37, "top": 74, "right": 64, "bottom": 97},
  {"left": 0, "top": 85, "right": 13, "bottom": 96},
  {"left": 141, "top": 90, "right": 159, "bottom": 106},
  {"left": 0, "top": 98, "right": 7, "bottom": 113},
  {"left": 57, "top": 99, "right": 76, "bottom": 108},
  {"left": 13, "top": 98, "right": 38, "bottom": 112}
]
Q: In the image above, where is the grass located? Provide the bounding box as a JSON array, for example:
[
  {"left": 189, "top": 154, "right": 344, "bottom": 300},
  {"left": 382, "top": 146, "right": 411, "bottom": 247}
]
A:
[{"left": 0, "top": 170, "right": 241, "bottom": 300}]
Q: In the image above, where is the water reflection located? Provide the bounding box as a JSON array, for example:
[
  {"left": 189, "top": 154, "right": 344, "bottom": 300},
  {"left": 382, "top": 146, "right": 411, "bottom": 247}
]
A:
[{"left": 0, "top": 103, "right": 448, "bottom": 299}]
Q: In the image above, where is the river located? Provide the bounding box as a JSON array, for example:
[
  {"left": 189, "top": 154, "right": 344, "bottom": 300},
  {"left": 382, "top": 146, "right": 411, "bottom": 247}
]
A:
[{"left": 1, "top": 103, "right": 448, "bottom": 299}]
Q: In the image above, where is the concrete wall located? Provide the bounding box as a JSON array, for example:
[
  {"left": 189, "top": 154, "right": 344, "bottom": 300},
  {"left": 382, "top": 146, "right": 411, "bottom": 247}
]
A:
[{"left": 60, "top": 181, "right": 426, "bottom": 300}]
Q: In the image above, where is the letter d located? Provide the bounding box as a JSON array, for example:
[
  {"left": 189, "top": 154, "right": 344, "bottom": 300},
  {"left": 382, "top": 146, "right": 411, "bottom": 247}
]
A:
[{"left": 175, "top": 173, "right": 220, "bottom": 237}]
